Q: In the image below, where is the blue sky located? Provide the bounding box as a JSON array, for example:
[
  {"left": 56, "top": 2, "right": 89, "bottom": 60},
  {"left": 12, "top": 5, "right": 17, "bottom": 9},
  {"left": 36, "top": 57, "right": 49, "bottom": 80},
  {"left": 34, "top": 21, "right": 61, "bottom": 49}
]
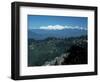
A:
[{"left": 28, "top": 15, "right": 87, "bottom": 30}]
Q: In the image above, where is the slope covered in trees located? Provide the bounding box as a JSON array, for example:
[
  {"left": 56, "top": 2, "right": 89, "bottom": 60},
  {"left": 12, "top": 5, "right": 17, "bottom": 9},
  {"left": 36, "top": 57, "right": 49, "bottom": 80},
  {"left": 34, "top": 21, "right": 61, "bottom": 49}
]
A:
[{"left": 28, "top": 35, "right": 87, "bottom": 66}]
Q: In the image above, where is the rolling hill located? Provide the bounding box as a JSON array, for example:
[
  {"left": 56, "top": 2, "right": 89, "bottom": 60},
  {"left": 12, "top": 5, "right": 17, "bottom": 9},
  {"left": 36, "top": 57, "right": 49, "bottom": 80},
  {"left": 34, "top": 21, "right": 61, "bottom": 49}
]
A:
[{"left": 28, "top": 29, "right": 87, "bottom": 40}]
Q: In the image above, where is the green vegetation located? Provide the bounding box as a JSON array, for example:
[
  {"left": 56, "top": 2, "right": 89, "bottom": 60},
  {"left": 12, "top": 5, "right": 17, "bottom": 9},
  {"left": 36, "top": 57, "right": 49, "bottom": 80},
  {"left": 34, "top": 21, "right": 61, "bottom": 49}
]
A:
[{"left": 28, "top": 35, "right": 87, "bottom": 66}]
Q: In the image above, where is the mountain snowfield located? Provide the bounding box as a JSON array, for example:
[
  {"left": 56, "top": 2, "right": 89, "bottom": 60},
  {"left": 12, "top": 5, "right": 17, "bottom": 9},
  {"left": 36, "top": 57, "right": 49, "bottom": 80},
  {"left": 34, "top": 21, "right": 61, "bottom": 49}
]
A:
[{"left": 39, "top": 25, "right": 87, "bottom": 30}]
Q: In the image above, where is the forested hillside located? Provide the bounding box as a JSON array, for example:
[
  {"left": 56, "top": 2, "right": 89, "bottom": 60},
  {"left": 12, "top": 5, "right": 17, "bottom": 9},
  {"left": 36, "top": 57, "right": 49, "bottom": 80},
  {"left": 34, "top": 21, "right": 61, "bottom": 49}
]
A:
[{"left": 28, "top": 35, "right": 87, "bottom": 66}]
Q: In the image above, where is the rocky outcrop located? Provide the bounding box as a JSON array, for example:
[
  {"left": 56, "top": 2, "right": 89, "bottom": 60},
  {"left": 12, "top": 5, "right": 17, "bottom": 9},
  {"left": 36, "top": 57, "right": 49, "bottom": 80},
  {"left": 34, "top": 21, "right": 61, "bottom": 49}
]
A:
[{"left": 43, "top": 53, "right": 69, "bottom": 66}]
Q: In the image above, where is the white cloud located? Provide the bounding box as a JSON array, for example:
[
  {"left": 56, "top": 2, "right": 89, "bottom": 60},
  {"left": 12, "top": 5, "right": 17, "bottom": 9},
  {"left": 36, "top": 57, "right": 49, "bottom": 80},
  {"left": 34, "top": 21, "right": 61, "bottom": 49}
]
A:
[
  {"left": 40, "top": 25, "right": 87, "bottom": 30},
  {"left": 40, "top": 25, "right": 65, "bottom": 30}
]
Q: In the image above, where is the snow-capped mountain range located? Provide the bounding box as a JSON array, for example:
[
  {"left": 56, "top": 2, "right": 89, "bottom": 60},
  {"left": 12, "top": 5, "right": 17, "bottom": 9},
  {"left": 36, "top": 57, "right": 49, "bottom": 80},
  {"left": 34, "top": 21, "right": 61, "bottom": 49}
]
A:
[{"left": 28, "top": 27, "right": 87, "bottom": 40}]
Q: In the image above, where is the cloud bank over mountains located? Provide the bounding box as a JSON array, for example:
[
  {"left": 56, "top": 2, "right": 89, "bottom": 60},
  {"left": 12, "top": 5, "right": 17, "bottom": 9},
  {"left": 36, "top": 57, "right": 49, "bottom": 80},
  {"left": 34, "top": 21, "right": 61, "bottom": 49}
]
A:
[{"left": 39, "top": 25, "right": 87, "bottom": 30}]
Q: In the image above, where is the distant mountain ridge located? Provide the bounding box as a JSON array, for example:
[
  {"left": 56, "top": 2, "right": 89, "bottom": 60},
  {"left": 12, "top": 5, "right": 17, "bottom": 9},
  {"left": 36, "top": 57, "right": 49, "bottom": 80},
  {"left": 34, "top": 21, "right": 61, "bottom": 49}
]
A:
[{"left": 28, "top": 28, "right": 87, "bottom": 40}]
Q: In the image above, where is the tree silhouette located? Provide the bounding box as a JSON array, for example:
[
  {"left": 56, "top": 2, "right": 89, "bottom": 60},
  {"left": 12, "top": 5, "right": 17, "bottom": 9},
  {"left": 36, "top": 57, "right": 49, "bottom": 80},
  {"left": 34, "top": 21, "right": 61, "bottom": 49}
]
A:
[{"left": 62, "top": 42, "right": 87, "bottom": 65}]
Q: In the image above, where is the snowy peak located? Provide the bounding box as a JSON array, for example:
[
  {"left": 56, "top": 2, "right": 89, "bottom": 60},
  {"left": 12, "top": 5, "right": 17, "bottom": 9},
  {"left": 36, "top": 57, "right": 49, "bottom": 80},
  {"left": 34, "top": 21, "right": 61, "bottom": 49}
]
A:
[{"left": 39, "top": 25, "right": 87, "bottom": 30}]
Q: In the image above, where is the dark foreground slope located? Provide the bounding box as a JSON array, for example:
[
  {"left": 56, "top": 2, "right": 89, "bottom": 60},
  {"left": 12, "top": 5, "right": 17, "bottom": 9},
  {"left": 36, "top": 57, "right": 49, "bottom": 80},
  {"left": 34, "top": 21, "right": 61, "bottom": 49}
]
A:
[
  {"left": 28, "top": 35, "right": 87, "bottom": 66},
  {"left": 43, "top": 39, "right": 87, "bottom": 65}
]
